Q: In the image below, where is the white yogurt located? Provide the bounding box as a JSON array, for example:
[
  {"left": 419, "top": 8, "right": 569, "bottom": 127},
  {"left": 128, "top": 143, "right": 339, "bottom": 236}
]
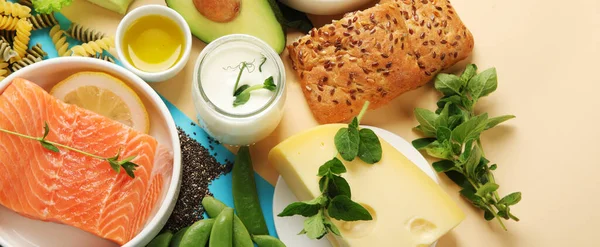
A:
[
  {"left": 200, "top": 42, "right": 278, "bottom": 115},
  {"left": 192, "top": 35, "right": 286, "bottom": 146}
]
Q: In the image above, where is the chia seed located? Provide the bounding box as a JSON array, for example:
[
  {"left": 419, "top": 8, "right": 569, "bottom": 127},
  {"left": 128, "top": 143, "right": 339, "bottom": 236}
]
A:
[{"left": 163, "top": 127, "right": 232, "bottom": 232}]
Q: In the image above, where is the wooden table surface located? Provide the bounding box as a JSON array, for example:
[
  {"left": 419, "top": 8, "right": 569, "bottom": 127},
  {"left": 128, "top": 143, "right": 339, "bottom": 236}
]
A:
[{"left": 63, "top": 0, "right": 600, "bottom": 246}]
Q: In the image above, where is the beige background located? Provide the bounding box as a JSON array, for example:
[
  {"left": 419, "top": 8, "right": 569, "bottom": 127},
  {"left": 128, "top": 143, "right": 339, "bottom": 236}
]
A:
[{"left": 63, "top": 0, "right": 600, "bottom": 246}]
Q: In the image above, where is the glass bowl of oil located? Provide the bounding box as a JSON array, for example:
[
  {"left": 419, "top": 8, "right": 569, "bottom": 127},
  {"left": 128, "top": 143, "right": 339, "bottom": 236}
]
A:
[{"left": 116, "top": 5, "right": 192, "bottom": 82}]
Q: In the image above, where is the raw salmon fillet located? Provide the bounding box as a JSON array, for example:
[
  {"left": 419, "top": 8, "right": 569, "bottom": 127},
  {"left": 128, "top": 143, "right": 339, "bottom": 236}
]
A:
[{"left": 0, "top": 78, "right": 173, "bottom": 245}]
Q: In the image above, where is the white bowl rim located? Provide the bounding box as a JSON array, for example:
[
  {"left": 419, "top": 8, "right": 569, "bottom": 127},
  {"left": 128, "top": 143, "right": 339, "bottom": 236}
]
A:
[
  {"left": 115, "top": 4, "right": 193, "bottom": 81},
  {"left": 0, "top": 57, "right": 182, "bottom": 247}
]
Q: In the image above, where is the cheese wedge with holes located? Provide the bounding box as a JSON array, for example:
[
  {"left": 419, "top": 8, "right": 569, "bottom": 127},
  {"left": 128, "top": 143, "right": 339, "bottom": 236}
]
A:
[{"left": 269, "top": 124, "right": 465, "bottom": 247}]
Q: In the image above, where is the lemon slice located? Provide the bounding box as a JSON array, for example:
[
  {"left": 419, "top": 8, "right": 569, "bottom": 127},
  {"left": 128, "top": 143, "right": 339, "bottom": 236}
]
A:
[{"left": 50, "top": 72, "right": 150, "bottom": 133}]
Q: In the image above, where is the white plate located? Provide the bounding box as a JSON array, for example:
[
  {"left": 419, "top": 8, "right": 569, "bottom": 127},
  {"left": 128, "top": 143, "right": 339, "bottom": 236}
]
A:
[
  {"left": 272, "top": 126, "right": 438, "bottom": 247},
  {"left": 0, "top": 57, "right": 182, "bottom": 247},
  {"left": 279, "top": 0, "right": 374, "bottom": 15}
]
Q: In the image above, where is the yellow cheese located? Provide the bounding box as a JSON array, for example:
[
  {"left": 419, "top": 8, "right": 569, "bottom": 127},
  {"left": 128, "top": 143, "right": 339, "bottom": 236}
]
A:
[{"left": 268, "top": 124, "right": 465, "bottom": 247}]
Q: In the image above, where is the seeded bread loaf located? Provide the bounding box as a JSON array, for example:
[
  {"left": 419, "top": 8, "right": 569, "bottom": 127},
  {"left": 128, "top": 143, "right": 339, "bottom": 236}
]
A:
[{"left": 287, "top": 0, "right": 474, "bottom": 124}]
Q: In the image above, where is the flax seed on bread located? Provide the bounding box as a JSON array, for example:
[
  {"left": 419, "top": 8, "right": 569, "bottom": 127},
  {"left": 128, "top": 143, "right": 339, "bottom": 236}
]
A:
[{"left": 287, "top": 0, "right": 474, "bottom": 124}]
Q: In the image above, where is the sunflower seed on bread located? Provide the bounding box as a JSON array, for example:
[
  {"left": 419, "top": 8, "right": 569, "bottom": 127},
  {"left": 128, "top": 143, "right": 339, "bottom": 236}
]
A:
[{"left": 287, "top": 0, "right": 474, "bottom": 124}]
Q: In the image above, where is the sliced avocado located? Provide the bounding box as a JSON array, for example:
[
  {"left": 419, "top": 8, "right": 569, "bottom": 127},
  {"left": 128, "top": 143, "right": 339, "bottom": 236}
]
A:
[{"left": 166, "top": 0, "right": 285, "bottom": 53}]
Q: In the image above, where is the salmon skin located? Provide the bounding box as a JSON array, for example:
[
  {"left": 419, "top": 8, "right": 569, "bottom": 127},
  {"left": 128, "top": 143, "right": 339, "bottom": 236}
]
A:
[{"left": 0, "top": 79, "right": 173, "bottom": 245}]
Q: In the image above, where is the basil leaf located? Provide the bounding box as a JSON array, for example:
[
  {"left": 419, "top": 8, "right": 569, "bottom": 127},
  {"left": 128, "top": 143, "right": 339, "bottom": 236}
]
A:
[
  {"left": 334, "top": 127, "right": 360, "bottom": 161},
  {"left": 323, "top": 217, "right": 341, "bottom": 236},
  {"left": 465, "top": 144, "right": 482, "bottom": 179},
  {"left": 234, "top": 84, "right": 250, "bottom": 96},
  {"left": 476, "top": 182, "right": 499, "bottom": 197},
  {"left": 303, "top": 211, "right": 327, "bottom": 239},
  {"left": 498, "top": 192, "right": 522, "bottom": 206},
  {"left": 484, "top": 210, "right": 496, "bottom": 221},
  {"left": 460, "top": 64, "right": 478, "bottom": 82},
  {"left": 424, "top": 140, "right": 452, "bottom": 159},
  {"left": 328, "top": 195, "right": 372, "bottom": 221},
  {"left": 436, "top": 103, "right": 450, "bottom": 128},
  {"left": 432, "top": 160, "right": 456, "bottom": 172},
  {"left": 412, "top": 138, "right": 436, "bottom": 150},
  {"left": 460, "top": 187, "right": 487, "bottom": 210},
  {"left": 357, "top": 128, "right": 382, "bottom": 164},
  {"left": 448, "top": 115, "right": 463, "bottom": 130},
  {"left": 434, "top": 73, "right": 463, "bottom": 96},
  {"left": 349, "top": 117, "right": 359, "bottom": 129},
  {"left": 233, "top": 92, "right": 251, "bottom": 107},
  {"left": 318, "top": 157, "right": 346, "bottom": 176},
  {"left": 278, "top": 196, "right": 325, "bottom": 217},
  {"left": 485, "top": 115, "right": 515, "bottom": 130},
  {"left": 437, "top": 95, "right": 463, "bottom": 109},
  {"left": 445, "top": 170, "right": 473, "bottom": 190},
  {"left": 327, "top": 175, "right": 351, "bottom": 198},
  {"left": 40, "top": 140, "right": 59, "bottom": 153},
  {"left": 436, "top": 126, "right": 452, "bottom": 142},
  {"left": 452, "top": 113, "right": 488, "bottom": 144},
  {"left": 467, "top": 67, "right": 497, "bottom": 100},
  {"left": 414, "top": 108, "right": 438, "bottom": 136}
]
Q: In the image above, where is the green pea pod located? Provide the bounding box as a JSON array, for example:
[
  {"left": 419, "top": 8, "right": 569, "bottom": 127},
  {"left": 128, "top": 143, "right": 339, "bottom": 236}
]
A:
[
  {"left": 147, "top": 231, "right": 173, "bottom": 247},
  {"left": 209, "top": 207, "right": 234, "bottom": 247},
  {"left": 202, "top": 196, "right": 254, "bottom": 247},
  {"left": 232, "top": 146, "right": 269, "bottom": 235},
  {"left": 169, "top": 227, "right": 188, "bottom": 247},
  {"left": 252, "top": 235, "right": 287, "bottom": 247},
  {"left": 179, "top": 219, "right": 215, "bottom": 247}
]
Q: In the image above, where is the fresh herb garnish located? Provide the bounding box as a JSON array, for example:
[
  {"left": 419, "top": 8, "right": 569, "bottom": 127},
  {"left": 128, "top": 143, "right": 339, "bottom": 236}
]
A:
[
  {"left": 232, "top": 61, "right": 251, "bottom": 95},
  {"left": 412, "top": 64, "right": 520, "bottom": 230},
  {"left": 233, "top": 76, "right": 277, "bottom": 107},
  {"left": 278, "top": 102, "right": 381, "bottom": 239},
  {"left": 0, "top": 122, "right": 139, "bottom": 178},
  {"left": 259, "top": 56, "right": 267, "bottom": 73}
]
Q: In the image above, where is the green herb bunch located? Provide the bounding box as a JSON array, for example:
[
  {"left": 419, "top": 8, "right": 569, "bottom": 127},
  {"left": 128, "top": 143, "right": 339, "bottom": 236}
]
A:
[
  {"left": 278, "top": 102, "right": 382, "bottom": 239},
  {"left": 0, "top": 122, "right": 139, "bottom": 178},
  {"left": 412, "top": 64, "right": 521, "bottom": 230},
  {"left": 230, "top": 56, "right": 277, "bottom": 107}
]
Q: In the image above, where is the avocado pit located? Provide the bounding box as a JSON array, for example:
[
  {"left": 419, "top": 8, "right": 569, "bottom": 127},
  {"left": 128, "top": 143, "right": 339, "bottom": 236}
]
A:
[{"left": 193, "top": 0, "right": 241, "bottom": 23}]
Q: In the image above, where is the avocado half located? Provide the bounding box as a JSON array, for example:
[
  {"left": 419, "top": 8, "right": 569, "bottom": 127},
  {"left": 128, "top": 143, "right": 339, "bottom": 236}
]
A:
[{"left": 166, "top": 0, "right": 286, "bottom": 54}]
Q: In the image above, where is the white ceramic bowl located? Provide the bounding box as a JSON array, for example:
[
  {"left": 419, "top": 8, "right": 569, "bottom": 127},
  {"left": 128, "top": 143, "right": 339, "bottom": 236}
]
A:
[
  {"left": 279, "top": 0, "right": 374, "bottom": 15},
  {"left": 116, "top": 5, "right": 192, "bottom": 83},
  {"left": 0, "top": 57, "right": 182, "bottom": 247}
]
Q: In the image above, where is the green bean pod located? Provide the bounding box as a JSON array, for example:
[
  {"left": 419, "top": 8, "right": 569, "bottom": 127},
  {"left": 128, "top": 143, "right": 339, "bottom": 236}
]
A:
[
  {"left": 146, "top": 231, "right": 173, "bottom": 247},
  {"left": 169, "top": 226, "right": 188, "bottom": 247},
  {"left": 202, "top": 196, "right": 254, "bottom": 247},
  {"left": 209, "top": 207, "right": 234, "bottom": 247},
  {"left": 232, "top": 146, "right": 269, "bottom": 235},
  {"left": 252, "top": 235, "right": 287, "bottom": 247},
  {"left": 179, "top": 219, "right": 215, "bottom": 247}
]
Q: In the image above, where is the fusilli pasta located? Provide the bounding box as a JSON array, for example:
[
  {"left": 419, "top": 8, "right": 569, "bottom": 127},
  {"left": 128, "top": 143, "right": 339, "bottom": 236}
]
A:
[
  {"left": 17, "top": 0, "right": 33, "bottom": 8},
  {"left": 49, "top": 25, "right": 69, "bottom": 56},
  {"left": 13, "top": 19, "right": 32, "bottom": 60},
  {"left": 0, "top": 62, "right": 9, "bottom": 80},
  {"left": 25, "top": 43, "right": 46, "bottom": 58},
  {"left": 0, "top": 16, "right": 21, "bottom": 30},
  {"left": 69, "top": 37, "right": 114, "bottom": 57},
  {"left": 0, "top": 30, "right": 16, "bottom": 44},
  {"left": 10, "top": 53, "right": 41, "bottom": 72},
  {"left": 28, "top": 13, "right": 58, "bottom": 30},
  {"left": 0, "top": 1, "right": 31, "bottom": 18},
  {"left": 68, "top": 22, "right": 106, "bottom": 43},
  {"left": 94, "top": 52, "right": 115, "bottom": 63},
  {"left": 0, "top": 38, "right": 16, "bottom": 61}
]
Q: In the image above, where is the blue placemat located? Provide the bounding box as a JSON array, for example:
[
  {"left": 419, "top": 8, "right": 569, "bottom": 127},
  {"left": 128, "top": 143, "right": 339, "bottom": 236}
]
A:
[{"left": 25, "top": 7, "right": 278, "bottom": 239}]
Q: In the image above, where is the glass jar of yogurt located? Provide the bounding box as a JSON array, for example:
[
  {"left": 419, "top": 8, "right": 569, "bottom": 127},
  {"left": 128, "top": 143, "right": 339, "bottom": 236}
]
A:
[{"left": 192, "top": 34, "right": 286, "bottom": 146}]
